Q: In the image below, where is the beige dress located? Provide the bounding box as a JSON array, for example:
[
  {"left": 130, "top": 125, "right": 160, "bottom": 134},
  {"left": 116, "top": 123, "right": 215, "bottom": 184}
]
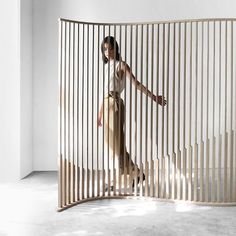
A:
[{"left": 103, "top": 59, "right": 136, "bottom": 175}]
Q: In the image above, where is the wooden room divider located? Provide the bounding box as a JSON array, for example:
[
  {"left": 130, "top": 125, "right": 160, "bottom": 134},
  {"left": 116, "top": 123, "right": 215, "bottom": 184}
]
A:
[{"left": 57, "top": 18, "right": 236, "bottom": 211}]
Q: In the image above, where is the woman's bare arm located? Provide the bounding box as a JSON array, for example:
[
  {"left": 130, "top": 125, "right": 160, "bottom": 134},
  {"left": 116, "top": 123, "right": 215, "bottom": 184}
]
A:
[
  {"left": 120, "top": 62, "right": 167, "bottom": 106},
  {"left": 98, "top": 102, "right": 103, "bottom": 126}
]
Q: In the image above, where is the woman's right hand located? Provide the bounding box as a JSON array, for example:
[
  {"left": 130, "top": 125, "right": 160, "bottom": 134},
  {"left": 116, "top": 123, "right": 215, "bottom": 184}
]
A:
[{"left": 98, "top": 115, "right": 102, "bottom": 127}]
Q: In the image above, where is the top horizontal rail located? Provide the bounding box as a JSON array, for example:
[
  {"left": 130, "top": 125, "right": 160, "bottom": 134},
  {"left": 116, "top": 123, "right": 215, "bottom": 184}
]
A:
[{"left": 58, "top": 17, "right": 236, "bottom": 26}]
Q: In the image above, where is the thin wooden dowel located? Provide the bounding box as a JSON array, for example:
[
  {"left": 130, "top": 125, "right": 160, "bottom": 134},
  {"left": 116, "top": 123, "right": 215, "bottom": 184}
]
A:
[
  {"left": 124, "top": 25, "right": 128, "bottom": 195},
  {"left": 102, "top": 25, "right": 105, "bottom": 196},
  {"left": 161, "top": 23, "right": 165, "bottom": 198},
  {"left": 107, "top": 25, "right": 111, "bottom": 197},
  {"left": 72, "top": 22, "right": 76, "bottom": 202},
  {"left": 67, "top": 22, "right": 71, "bottom": 204},
  {"left": 58, "top": 20, "right": 63, "bottom": 208},
  {"left": 172, "top": 153, "right": 176, "bottom": 199},
  {"left": 177, "top": 23, "right": 181, "bottom": 200},
  {"left": 193, "top": 22, "right": 199, "bottom": 202},
  {"left": 211, "top": 21, "right": 216, "bottom": 202},
  {"left": 188, "top": 22, "right": 193, "bottom": 201},
  {"left": 205, "top": 21, "right": 210, "bottom": 202},
  {"left": 150, "top": 24, "right": 154, "bottom": 197},
  {"left": 155, "top": 159, "right": 159, "bottom": 197},
  {"left": 96, "top": 25, "right": 100, "bottom": 197},
  {"left": 145, "top": 24, "right": 149, "bottom": 197},
  {"left": 223, "top": 21, "right": 228, "bottom": 202},
  {"left": 217, "top": 21, "right": 222, "bottom": 203},
  {"left": 229, "top": 21, "right": 234, "bottom": 201},
  {"left": 63, "top": 22, "right": 67, "bottom": 206},
  {"left": 139, "top": 24, "right": 144, "bottom": 197},
  {"left": 113, "top": 25, "right": 117, "bottom": 196},
  {"left": 129, "top": 25, "right": 133, "bottom": 195},
  {"left": 155, "top": 23, "right": 160, "bottom": 198},
  {"left": 134, "top": 24, "right": 139, "bottom": 196},
  {"left": 172, "top": 23, "right": 176, "bottom": 200},
  {"left": 166, "top": 23, "right": 170, "bottom": 199},
  {"left": 91, "top": 24, "right": 95, "bottom": 198},
  {"left": 118, "top": 25, "right": 122, "bottom": 195},
  {"left": 199, "top": 22, "right": 204, "bottom": 202},
  {"left": 182, "top": 22, "right": 187, "bottom": 201},
  {"left": 76, "top": 23, "right": 80, "bottom": 201},
  {"left": 150, "top": 159, "right": 154, "bottom": 197},
  {"left": 81, "top": 23, "right": 85, "bottom": 200}
]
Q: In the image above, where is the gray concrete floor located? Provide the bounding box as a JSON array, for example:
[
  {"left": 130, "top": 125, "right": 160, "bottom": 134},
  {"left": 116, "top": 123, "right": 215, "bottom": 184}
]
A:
[{"left": 0, "top": 172, "right": 236, "bottom": 236}]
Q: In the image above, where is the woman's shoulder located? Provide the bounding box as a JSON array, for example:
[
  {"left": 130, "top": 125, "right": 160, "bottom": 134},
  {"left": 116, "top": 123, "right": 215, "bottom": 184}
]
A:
[{"left": 116, "top": 59, "right": 127, "bottom": 69}]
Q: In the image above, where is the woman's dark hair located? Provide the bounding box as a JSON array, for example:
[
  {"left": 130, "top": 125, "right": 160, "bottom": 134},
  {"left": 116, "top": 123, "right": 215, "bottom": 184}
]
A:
[{"left": 101, "top": 36, "right": 120, "bottom": 63}]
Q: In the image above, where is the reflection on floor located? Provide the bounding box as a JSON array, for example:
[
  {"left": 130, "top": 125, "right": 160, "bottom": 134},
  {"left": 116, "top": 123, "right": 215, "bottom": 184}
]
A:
[{"left": 0, "top": 171, "right": 236, "bottom": 236}]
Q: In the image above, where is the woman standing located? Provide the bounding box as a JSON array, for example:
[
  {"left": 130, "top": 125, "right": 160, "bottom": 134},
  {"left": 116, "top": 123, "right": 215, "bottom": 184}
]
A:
[{"left": 98, "top": 36, "right": 166, "bottom": 190}]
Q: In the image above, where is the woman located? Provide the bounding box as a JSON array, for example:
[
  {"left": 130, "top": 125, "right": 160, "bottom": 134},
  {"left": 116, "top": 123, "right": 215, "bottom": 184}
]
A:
[{"left": 97, "top": 36, "right": 166, "bottom": 190}]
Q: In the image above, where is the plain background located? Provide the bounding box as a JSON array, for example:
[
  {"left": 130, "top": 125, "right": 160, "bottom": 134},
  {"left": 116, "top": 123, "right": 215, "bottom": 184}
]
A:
[{"left": 1, "top": 0, "right": 236, "bottom": 182}]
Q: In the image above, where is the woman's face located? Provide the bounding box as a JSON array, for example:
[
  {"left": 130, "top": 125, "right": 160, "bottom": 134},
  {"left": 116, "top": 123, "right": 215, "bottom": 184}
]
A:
[{"left": 104, "top": 43, "right": 114, "bottom": 60}]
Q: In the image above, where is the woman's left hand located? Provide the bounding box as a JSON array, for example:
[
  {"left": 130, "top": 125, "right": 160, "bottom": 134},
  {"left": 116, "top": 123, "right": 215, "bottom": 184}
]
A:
[{"left": 153, "top": 95, "right": 167, "bottom": 106}]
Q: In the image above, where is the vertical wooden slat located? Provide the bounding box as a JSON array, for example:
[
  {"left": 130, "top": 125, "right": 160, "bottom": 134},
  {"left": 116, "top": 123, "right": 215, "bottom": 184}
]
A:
[
  {"left": 113, "top": 25, "right": 117, "bottom": 196},
  {"left": 166, "top": 23, "right": 170, "bottom": 199},
  {"left": 223, "top": 21, "right": 228, "bottom": 202},
  {"left": 118, "top": 25, "right": 122, "bottom": 195},
  {"left": 188, "top": 22, "right": 193, "bottom": 201},
  {"left": 72, "top": 22, "right": 76, "bottom": 203},
  {"left": 229, "top": 21, "right": 234, "bottom": 202},
  {"left": 205, "top": 21, "right": 210, "bottom": 202},
  {"left": 161, "top": 23, "right": 165, "bottom": 199},
  {"left": 145, "top": 24, "right": 149, "bottom": 197},
  {"left": 172, "top": 153, "right": 176, "bottom": 199},
  {"left": 211, "top": 21, "right": 216, "bottom": 202},
  {"left": 150, "top": 160, "right": 154, "bottom": 197},
  {"left": 76, "top": 23, "right": 80, "bottom": 201},
  {"left": 91, "top": 24, "right": 95, "bottom": 198},
  {"left": 102, "top": 24, "right": 105, "bottom": 196},
  {"left": 67, "top": 22, "right": 71, "bottom": 204},
  {"left": 139, "top": 24, "right": 144, "bottom": 197},
  {"left": 96, "top": 25, "right": 100, "bottom": 197},
  {"left": 107, "top": 25, "right": 111, "bottom": 197},
  {"left": 172, "top": 23, "right": 176, "bottom": 200},
  {"left": 150, "top": 24, "right": 154, "bottom": 197},
  {"left": 177, "top": 22, "right": 181, "bottom": 200},
  {"left": 199, "top": 21, "right": 204, "bottom": 202},
  {"left": 233, "top": 22, "right": 236, "bottom": 202},
  {"left": 193, "top": 22, "right": 199, "bottom": 202},
  {"left": 155, "top": 23, "right": 160, "bottom": 198},
  {"left": 217, "top": 21, "right": 222, "bottom": 203},
  {"left": 63, "top": 21, "right": 67, "bottom": 206},
  {"left": 75, "top": 23, "right": 80, "bottom": 202},
  {"left": 155, "top": 159, "right": 159, "bottom": 197},
  {"left": 124, "top": 25, "right": 128, "bottom": 195},
  {"left": 129, "top": 25, "right": 133, "bottom": 195},
  {"left": 81, "top": 23, "right": 85, "bottom": 200},
  {"left": 58, "top": 20, "right": 63, "bottom": 208},
  {"left": 134, "top": 24, "right": 139, "bottom": 196},
  {"left": 182, "top": 22, "right": 187, "bottom": 201}
]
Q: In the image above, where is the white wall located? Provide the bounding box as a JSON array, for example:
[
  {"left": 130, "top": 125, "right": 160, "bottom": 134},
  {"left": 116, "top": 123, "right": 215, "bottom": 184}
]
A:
[
  {"left": 0, "top": 0, "right": 20, "bottom": 182},
  {"left": 33, "top": 0, "right": 236, "bottom": 170},
  {"left": 20, "top": 0, "right": 33, "bottom": 178},
  {"left": 0, "top": 0, "right": 33, "bottom": 182}
]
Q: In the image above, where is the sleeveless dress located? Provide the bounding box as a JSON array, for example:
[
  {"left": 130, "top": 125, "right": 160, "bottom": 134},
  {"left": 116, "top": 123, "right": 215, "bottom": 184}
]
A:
[{"left": 103, "top": 59, "right": 136, "bottom": 177}]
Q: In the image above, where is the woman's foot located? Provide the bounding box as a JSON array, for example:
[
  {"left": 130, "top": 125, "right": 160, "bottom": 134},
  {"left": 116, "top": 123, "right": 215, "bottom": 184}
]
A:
[{"left": 132, "top": 173, "right": 145, "bottom": 188}]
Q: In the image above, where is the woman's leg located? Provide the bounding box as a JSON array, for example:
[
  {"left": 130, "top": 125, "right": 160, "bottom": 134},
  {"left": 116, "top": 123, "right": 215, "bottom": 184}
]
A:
[{"left": 104, "top": 96, "right": 142, "bottom": 188}]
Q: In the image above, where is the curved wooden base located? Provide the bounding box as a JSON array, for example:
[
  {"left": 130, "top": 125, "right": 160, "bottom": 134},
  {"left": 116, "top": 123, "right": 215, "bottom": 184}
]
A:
[{"left": 57, "top": 195, "right": 236, "bottom": 212}]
